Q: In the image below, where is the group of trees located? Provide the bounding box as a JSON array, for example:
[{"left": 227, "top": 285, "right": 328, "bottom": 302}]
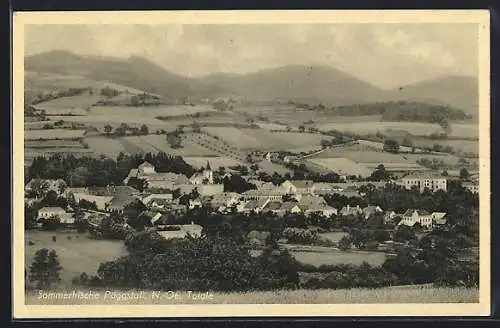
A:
[
  {"left": 30, "top": 87, "right": 92, "bottom": 106},
  {"left": 27, "top": 152, "right": 196, "bottom": 188},
  {"left": 105, "top": 123, "right": 149, "bottom": 137},
  {"left": 298, "top": 101, "right": 470, "bottom": 124},
  {"left": 76, "top": 229, "right": 300, "bottom": 292}
]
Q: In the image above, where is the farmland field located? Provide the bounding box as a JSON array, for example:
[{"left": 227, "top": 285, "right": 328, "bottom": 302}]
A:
[
  {"left": 283, "top": 244, "right": 388, "bottom": 267},
  {"left": 203, "top": 127, "right": 325, "bottom": 151},
  {"left": 25, "top": 129, "right": 86, "bottom": 140},
  {"left": 316, "top": 121, "right": 478, "bottom": 139},
  {"left": 307, "top": 158, "right": 373, "bottom": 177},
  {"left": 25, "top": 140, "right": 84, "bottom": 149},
  {"left": 412, "top": 138, "right": 479, "bottom": 154},
  {"left": 183, "top": 156, "right": 243, "bottom": 169},
  {"left": 257, "top": 160, "right": 292, "bottom": 175},
  {"left": 34, "top": 94, "right": 104, "bottom": 113},
  {"left": 25, "top": 285, "right": 478, "bottom": 304},
  {"left": 25, "top": 231, "right": 128, "bottom": 287},
  {"left": 25, "top": 71, "right": 153, "bottom": 95}
]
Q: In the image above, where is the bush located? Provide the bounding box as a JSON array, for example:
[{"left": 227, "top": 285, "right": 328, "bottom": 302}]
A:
[
  {"left": 28, "top": 241, "right": 35, "bottom": 246},
  {"left": 97, "top": 233, "right": 300, "bottom": 292},
  {"left": 52, "top": 236, "right": 57, "bottom": 242}
]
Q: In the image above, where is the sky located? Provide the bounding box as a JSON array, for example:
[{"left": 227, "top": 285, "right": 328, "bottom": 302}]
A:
[{"left": 24, "top": 23, "right": 479, "bottom": 89}]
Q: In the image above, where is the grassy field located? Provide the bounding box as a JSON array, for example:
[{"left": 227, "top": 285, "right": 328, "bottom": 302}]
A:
[
  {"left": 290, "top": 248, "right": 387, "bottom": 267},
  {"left": 84, "top": 135, "right": 221, "bottom": 159},
  {"left": 25, "top": 231, "right": 128, "bottom": 287},
  {"left": 183, "top": 156, "right": 243, "bottom": 169},
  {"left": 203, "top": 127, "right": 325, "bottom": 151},
  {"left": 316, "top": 121, "right": 478, "bottom": 139},
  {"left": 306, "top": 158, "right": 373, "bottom": 177},
  {"left": 34, "top": 94, "right": 104, "bottom": 113},
  {"left": 319, "top": 232, "right": 349, "bottom": 243},
  {"left": 25, "top": 286, "right": 479, "bottom": 304},
  {"left": 25, "top": 129, "right": 86, "bottom": 140}
]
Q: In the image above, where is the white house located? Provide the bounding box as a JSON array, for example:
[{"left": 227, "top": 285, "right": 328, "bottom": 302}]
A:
[
  {"left": 188, "top": 198, "right": 203, "bottom": 210},
  {"left": 401, "top": 174, "right": 447, "bottom": 192},
  {"left": 37, "top": 207, "right": 67, "bottom": 219},
  {"left": 462, "top": 181, "right": 479, "bottom": 194},
  {"left": 281, "top": 180, "right": 315, "bottom": 195},
  {"left": 397, "top": 209, "right": 447, "bottom": 229}
]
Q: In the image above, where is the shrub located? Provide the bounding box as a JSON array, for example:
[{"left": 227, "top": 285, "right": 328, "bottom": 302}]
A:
[
  {"left": 52, "top": 236, "right": 57, "bottom": 242},
  {"left": 28, "top": 241, "right": 35, "bottom": 246}
]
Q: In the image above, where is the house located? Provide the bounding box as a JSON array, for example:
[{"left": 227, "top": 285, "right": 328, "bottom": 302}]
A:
[
  {"left": 37, "top": 207, "right": 66, "bottom": 220},
  {"left": 383, "top": 211, "right": 397, "bottom": 223},
  {"left": 462, "top": 181, "right": 479, "bottom": 194},
  {"left": 106, "top": 192, "right": 140, "bottom": 213},
  {"left": 157, "top": 223, "right": 203, "bottom": 240},
  {"left": 189, "top": 198, "right": 203, "bottom": 210},
  {"left": 401, "top": 174, "right": 447, "bottom": 192},
  {"left": 189, "top": 162, "right": 214, "bottom": 185},
  {"left": 280, "top": 202, "right": 303, "bottom": 215},
  {"left": 72, "top": 193, "right": 113, "bottom": 211},
  {"left": 138, "top": 161, "right": 156, "bottom": 175},
  {"left": 262, "top": 200, "right": 284, "bottom": 214},
  {"left": 339, "top": 205, "right": 362, "bottom": 216},
  {"left": 241, "top": 198, "right": 270, "bottom": 214},
  {"left": 25, "top": 178, "right": 67, "bottom": 197},
  {"left": 264, "top": 152, "right": 279, "bottom": 162},
  {"left": 141, "top": 193, "right": 174, "bottom": 206},
  {"left": 241, "top": 188, "right": 287, "bottom": 201},
  {"left": 302, "top": 204, "right": 338, "bottom": 217},
  {"left": 362, "top": 206, "right": 383, "bottom": 219},
  {"left": 210, "top": 192, "right": 241, "bottom": 212},
  {"left": 281, "top": 180, "right": 315, "bottom": 195},
  {"left": 397, "top": 209, "right": 447, "bottom": 229},
  {"left": 123, "top": 161, "right": 189, "bottom": 189}
]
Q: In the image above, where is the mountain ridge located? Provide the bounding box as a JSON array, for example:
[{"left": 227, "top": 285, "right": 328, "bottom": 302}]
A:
[{"left": 25, "top": 50, "right": 478, "bottom": 113}]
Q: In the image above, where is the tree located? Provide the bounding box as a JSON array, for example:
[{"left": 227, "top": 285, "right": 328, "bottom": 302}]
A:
[
  {"left": 338, "top": 235, "right": 353, "bottom": 251},
  {"left": 127, "top": 177, "right": 148, "bottom": 192},
  {"left": 369, "top": 164, "right": 391, "bottom": 181},
  {"left": 104, "top": 124, "right": 113, "bottom": 136},
  {"left": 383, "top": 139, "right": 400, "bottom": 153},
  {"left": 28, "top": 249, "right": 62, "bottom": 289},
  {"left": 167, "top": 131, "right": 182, "bottom": 149},
  {"left": 459, "top": 168, "right": 470, "bottom": 180},
  {"left": 393, "top": 225, "right": 417, "bottom": 244},
  {"left": 298, "top": 125, "right": 305, "bottom": 133},
  {"left": 140, "top": 124, "right": 149, "bottom": 136}
]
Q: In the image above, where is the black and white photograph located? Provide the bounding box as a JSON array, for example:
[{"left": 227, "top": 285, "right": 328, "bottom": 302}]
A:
[{"left": 12, "top": 10, "right": 490, "bottom": 318}]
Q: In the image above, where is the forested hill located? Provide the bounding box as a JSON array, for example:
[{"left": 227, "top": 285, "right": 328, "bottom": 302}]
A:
[{"left": 296, "top": 101, "right": 472, "bottom": 123}]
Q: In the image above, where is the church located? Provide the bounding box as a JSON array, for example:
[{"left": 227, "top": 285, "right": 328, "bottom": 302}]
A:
[{"left": 189, "top": 161, "right": 214, "bottom": 185}]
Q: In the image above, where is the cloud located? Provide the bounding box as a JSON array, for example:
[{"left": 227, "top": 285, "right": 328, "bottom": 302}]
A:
[{"left": 24, "top": 23, "right": 478, "bottom": 88}]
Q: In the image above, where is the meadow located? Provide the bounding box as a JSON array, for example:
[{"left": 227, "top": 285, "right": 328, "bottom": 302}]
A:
[
  {"left": 289, "top": 247, "right": 388, "bottom": 267},
  {"left": 25, "top": 129, "right": 86, "bottom": 140},
  {"left": 25, "top": 231, "right": 128, "bottom": 287},
  {"left": 203, "top": 127, "right": 326, "bottom": 151},
  {"left": 25, "top": 286, "right": 479, "bottom": 304},
  {"left": 182, "top": 156, "right": 243, "bottom": 169},
  {"left": 316, "top": 121, "right": 478, "bottom": 139}
]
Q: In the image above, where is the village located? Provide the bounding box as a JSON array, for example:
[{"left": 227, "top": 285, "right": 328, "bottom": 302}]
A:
[{"left": 25, "top": 152, "right": 479, "bottom": 249}]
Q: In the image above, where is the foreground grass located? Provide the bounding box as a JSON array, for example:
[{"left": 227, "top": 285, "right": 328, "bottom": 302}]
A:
[{"left": 26, "top": 286, "right": 479, "bottom": 305}]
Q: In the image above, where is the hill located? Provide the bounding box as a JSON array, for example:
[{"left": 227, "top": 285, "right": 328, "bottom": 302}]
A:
[
  {"left": 25, "top": 51, "right": 478, "bottom": 112},
  {"left": 394, "top": 76, "right": 478, "bottom": 117},
  {"left": 25, "top": 51, "right": 228, "bottom": 101},
  {"left": 199, "top": 65, "right": 391, "bottom": 106}
]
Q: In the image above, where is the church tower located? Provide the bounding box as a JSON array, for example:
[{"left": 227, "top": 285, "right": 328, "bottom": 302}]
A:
[{"left": 203, "top": 161, "right": 214, "bottom": 184}]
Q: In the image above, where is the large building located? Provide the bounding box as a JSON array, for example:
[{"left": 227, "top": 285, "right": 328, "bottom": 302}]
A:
[
  {"left": 123, "top": 161, "right": 189, "bottom": 190},
  {"left": 401, "top": 174, "right": 447, "bottom": 192}
]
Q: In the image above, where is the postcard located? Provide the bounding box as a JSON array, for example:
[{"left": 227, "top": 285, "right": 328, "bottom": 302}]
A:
[{"left": 12, "top": 10, "right": 491, "bottom": 318}]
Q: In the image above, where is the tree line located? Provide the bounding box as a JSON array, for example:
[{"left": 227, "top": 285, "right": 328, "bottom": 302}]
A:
[{"left": 27, "top": 152, "right": 197, "bottom": 188}]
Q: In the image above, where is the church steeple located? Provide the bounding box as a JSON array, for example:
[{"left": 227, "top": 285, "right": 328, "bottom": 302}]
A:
[{"left": 206, "top": 161, "right": 211, "bottom": 171}]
